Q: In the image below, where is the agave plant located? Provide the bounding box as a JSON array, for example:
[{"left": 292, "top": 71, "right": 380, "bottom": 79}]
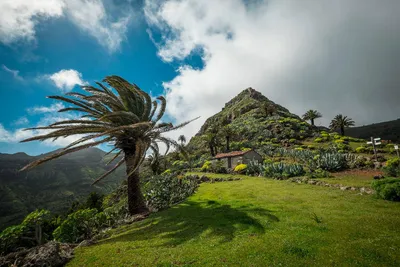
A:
[
  {"left": 20, "top": 76, "right": 197, "bottom": 215},
  {"left": 263, "top": 162, "right": 305, "bottom": 178}
]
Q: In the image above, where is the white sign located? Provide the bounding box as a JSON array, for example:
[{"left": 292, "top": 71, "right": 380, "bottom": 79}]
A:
[
  {"left": 367, "top": 141, "right": 373, "bottom": 144},
  {"left": 395, "top": 145, "right": 399, "bottom": 150},
  {"left": 375, "top": 142, "right": 381, "bottom": 145},
  {"left": 374, "top": 138, "right": 381, "bottom": 141}
]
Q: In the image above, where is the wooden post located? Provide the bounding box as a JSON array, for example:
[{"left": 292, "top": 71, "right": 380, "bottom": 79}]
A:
[{"left": 371, "top": 137, "right": 378, "bottom": 162}]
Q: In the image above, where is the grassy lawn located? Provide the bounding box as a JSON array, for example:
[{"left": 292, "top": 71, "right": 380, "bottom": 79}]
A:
[
  {"left": 186, "top": 172, "right": 252, "bottom": 180},
  {"left": 69, "top": 177, "right": 400, "bottom": 267},
  {"left": 316, "top": 170, "right": 382, "bottom": 188}
]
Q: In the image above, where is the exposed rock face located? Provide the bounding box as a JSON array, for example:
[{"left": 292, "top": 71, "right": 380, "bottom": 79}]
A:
[{"left": 0, "top": 241, "right": 74, "bottom": 267}]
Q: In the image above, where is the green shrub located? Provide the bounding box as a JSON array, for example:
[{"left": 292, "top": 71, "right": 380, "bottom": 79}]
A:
[
  {"left": 162, "top": 169, "right": 172, "bottom": 175},
  {"left": 355, "top": 146, "right": 366, "bottom": 153},
  {"left": 314, "top": 138, "right": 323, "bottom": 143},
  {"left": 372, "top": 178, "right": 400, "bottom": 201},
  {"left": 172, "top": 160, "right": 190, "bottom": 170},
  {"left": 201, "top": 161, "right": 212, "bottom": 172},
  {"left": 289, "top": 138, "right": 297, "bottom": 143},
  {"left": 144, "top": 174, "right": 199, "bottom": 211},
  {"left": 234, "top": 164, "right": 248, "bottom": 173},
  {"left": 211, "top": 160, "right": 227, "bottom": 174},
  {"left": 307, "top": 168, "right": 331, "bottom": 178},
  {"left": 53, "top": 208, "right": 99, "bottom": 243},
  {"left": 307, "top": 145, "right": 316, "bottom": 150},
  {"left": 383, "top": 158, "right": 400, "bottom": 177},
  {"left": 0, "top": 225, "right": 26, "bottom": 254},
  {"left": 335, "top": 139, "right": 344, "bottom": 144}
]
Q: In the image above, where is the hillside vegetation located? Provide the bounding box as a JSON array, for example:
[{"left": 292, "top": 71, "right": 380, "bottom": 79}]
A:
[{"left": 0, "top": 148, "right": 125, "bottom": 230}]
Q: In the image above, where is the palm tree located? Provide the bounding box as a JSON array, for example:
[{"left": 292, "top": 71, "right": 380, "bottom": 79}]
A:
[
  {"left": 202, "top": 132, "right": 218, "bottom": 156},
  {"left": 302, "top": 110, "right": 322, "bottom": 126},
  {"left": 329, "top": 114, "right": 355, "bottom": 136},
  {"left": 219, "top": 125, "right": 236, "bottom": 152},
  {"left": 178, "top": 135, "right": 186, "bottom": 146},
  {"left": 20, "top": 76, "right": 196, "bottom": 215}
]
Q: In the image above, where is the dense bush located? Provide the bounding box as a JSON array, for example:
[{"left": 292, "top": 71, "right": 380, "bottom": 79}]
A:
[
  {"left": 0, "top": 209, "right": 53, "bottom": 255},
  {"left": 53, "top": 208, "right": 99, "bottom": 243},
  {"left": 172, "top": 160, "right": 190, "bottom": 171},
  {"left": 355, "top": 146, "right": 366, "bottom": 153},
  {"left": 383, "top": 158, "right": 400, "bottom": 177},
  {"left": 143, "top": 174, "right": 199, "bottom": 211},
  {"left": 201, "top": 161, "right": 212, "bottom": 172},
  {"left": 372, "top": 178, "right": 400, "bottom": 201},
  {"left": 212, "top": 160, "right": 228, "bottom": 173},
  {"left": 0, "top": 225, "right": 26, "bottom": 255}
]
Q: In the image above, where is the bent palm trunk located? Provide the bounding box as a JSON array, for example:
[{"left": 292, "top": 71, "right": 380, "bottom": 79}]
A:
[{"left": 125, "top": 153, "right": 149, "bottom": 215}]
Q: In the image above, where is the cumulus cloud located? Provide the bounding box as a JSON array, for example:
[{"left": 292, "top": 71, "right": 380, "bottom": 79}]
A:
[
  {"left": 27, "top": 103, "right": 65, "bottom": 114},
  {"left": 46, "top": 69, "right": 86, "bottom": 92},
  {"left": 0, "top": 0, "right": 65, "bottom": 44},
  {"left": 2, "top": 64, "right": 24, "bottom": 81},
  {"left": 144, "top": 0, "right": 400, "bottom": 141},
  {"left": 0, "top": 112, "right": 85, "bottom": 147},
  {"left": 0, "top": 0, "right": 131, "bottom": 52},
  {"left": 12, "top": 117, "right": 29, "bottom": 126}
]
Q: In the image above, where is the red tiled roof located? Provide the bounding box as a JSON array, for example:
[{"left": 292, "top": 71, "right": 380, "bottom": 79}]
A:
[{"left": 214, "top": 150, "right": 251, "bottom": 159}]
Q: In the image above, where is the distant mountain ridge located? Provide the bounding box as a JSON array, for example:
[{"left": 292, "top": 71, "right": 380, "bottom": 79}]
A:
[
  {"left": 0, "top": 147, "right": 125, "bottom": 230},
  {"left": 345, "top": 119, "right": 400, "bottom": 143}
]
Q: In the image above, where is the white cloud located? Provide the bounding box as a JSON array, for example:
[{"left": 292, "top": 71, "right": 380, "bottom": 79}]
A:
[
  {"left": 47, "top": 69, "right": 86, "bottom": 92},
  {"left": 13, "top": 117, "right": 29, "bottom": 126},
  {"left": 0, "top": 0, "right": 131, "bottom": 52},
  {"left": 65, "top": 0, "right": 131, "bottom": 53},
  {"left": 145, "top": 0, "right": 400, "bottom": 141},
  {"left": 0, "top": 112, "right": 85, "bottom": 147},
  {"left": 2, "top": 64, "right": 24, "bottom": 81},
  {"left": 0, "top": 0, "right": 65, "bottom": 44},
  {"left": 27, "top": 103, "right": 65, "bottom": 114}
]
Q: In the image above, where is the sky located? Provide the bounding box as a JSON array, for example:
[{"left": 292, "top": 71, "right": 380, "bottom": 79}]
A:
[{"left": 1, "top": 0, "right": 400, "bottom": 155}]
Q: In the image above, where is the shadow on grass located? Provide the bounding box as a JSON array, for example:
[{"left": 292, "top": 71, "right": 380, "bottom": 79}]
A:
[{"left": 101, "top": 200, "right": 279, "bottom": 247}]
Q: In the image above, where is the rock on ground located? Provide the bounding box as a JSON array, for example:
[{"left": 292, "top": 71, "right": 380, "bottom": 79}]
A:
[{"left": 0, "top": 241, "right": 75, "bottom": 267}]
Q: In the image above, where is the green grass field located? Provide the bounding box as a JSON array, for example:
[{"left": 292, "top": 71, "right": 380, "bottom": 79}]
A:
[{"left": 69, "top": 176, "right": 400, "bottom": 267}]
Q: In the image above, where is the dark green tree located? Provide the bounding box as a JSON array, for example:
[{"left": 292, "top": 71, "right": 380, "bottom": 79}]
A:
[
  {"left": 20, "top": 76, "right": 196, "bottom": 215},
  {"left": 329, "top": 114, "right": 355, "bottom": 136},
  {"left": 219, "top": 125, "right": 236, "bottom": 152},
  {"left": 302, "top": 110, "right": 322, "bottom": 126}
]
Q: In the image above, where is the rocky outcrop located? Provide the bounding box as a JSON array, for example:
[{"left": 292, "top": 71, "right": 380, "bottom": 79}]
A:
[
  {"left": 287, "top": 177, "right": 375, "bottom": 194},
  {"left": 0, "top": 241, "right": 75, "bottom": 267}
]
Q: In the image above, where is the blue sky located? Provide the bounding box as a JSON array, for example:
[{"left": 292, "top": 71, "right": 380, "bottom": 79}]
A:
[
  {"left": 0, "top": 0, "right": 193, "bottom": 155},
  {"left": 1, "top": 0, "right": 400, "bottom": 155}
]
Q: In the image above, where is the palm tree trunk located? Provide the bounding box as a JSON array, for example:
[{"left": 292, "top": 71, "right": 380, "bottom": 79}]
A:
[
  {"left": 125, "top": 153, "right": 148, "bottom": 215},
  {"left": 209, "top": 143, "right": 215, "bottom": 156},
  {"left": 340, "top": 126, "right": 345, "bottom": 136},
  {"left": 311, "top": 119, "right": 315, "bottom": 126},
  {"left": 226, "top": 136, "right": 230, "bottom": 152}
]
